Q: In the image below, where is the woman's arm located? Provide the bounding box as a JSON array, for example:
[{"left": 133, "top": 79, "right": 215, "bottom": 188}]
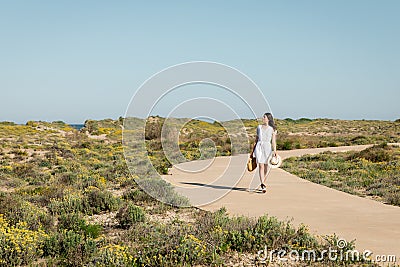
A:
[
  {"left": 251, "top": 126, "right": 259, "bottom": 157},
  {"left": 251, "top": 134, "right": 258, "bottom": 158},
  {"left": 272, "top": 130, "right": 277, "bottom": 156}
]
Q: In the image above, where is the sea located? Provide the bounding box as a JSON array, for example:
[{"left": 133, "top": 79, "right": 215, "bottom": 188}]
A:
[{"left": 69, "top": 124, "right": 85, "bottom": 130}]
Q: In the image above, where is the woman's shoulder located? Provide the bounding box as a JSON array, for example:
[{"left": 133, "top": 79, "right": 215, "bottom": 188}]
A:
[{"left": 267, "top": 125, "right": 277, "bottom": 133}]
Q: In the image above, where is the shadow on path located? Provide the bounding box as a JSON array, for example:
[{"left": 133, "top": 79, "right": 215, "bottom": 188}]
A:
[{"left": 180, "top": 182, "right": 263, "bottom": 194}]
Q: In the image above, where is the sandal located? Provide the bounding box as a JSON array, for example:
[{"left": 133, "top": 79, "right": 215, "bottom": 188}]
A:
[{"left": 261, "top": 183, "right": 266, "bottom": 193}]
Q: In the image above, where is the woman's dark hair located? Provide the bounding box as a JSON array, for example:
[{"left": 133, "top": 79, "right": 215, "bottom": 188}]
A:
[{"left": 264, "top": 113, "right": 277, "bottom": 131}]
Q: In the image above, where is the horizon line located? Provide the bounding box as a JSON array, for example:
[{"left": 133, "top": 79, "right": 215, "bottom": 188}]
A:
[{"left": 1, "top": 116, "right": 399, "bottom": 125}]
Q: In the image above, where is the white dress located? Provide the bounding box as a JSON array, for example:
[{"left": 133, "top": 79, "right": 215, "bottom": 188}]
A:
[{"left": 253, "top": 125, "right": 274, "bottom": 164}]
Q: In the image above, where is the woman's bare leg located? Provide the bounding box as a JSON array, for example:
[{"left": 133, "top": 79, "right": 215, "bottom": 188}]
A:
[
  {"left": 259, "top": 163, "right": 267, "bottom": 192},
  {"left": 263, "top": 163, "right": 268, "bottom": 178},
  {"left": 263, "top": 163, "right": 271, "bottom": 183},
  {"left": 258, "top": 163, "right": 264, "bottom": 184}
]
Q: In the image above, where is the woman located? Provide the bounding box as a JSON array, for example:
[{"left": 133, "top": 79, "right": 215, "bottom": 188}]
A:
[{"left": 251, "top": 113, "right": 277, "bottom": 193}]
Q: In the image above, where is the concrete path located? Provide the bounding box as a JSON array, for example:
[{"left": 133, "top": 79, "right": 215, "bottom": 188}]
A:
[{"left": 162, "top": 144, "right": 400, "bottom": 262}]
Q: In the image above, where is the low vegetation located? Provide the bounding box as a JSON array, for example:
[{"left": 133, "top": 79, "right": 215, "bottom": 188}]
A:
[
  {"left": 0, "top": 117, "right": 394, "bottom": 266},
  {"left": 282, "top": 143, "right": 400, "bottom": 206},
  {"left": 143, "top": 116, "right": 399, "bottom": 174}
]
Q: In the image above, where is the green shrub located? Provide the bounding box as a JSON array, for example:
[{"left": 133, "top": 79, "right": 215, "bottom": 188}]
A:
[
  {"left": 48, "top": 189, "right": 84, "bottom": 215},
  {"left": 12, "top": 163, "right": 50, "bottom": 185},
  {"left": 43, "top": 230, "right": 97, "bottom": 266},
  {"left": 350, "top": 135, "right": 369, "bottom": 145},
  {"left": 348, "top": 143, "right": 392, "bottom": 162},
  {"left": 296, "top": 118, "right": 313, "bottom": 123},
  {"left": 116, "top": 202, "right": 145, "bottom": 228},
  {"left": 137, "top": 177, "right": 190, "bottom": 207},
  {"left": 58, "top": 212, "right": 102, "bottom": 239},
  {"left": 38, "top": 159, "right": 52, "bottom": 168},
  {"left": 49, "top": 187, "right": 121, "bottom": 215},
  {"left": 122, "top": 189, "right": 156, "bottom": 204},
  {"left": 284, "top": 118, "right": 295, "bottom": 122},
  {"left": 387, "top": 191, "right": 400, "bottom": 206},
  {"left": 0, "top": 121, "right": 16, "bottom": 125},
  {"left": 278, "top": 140, "right": 293, "bottom": 150},
  {"left": 84, "top": 186, "right": 121, "bottom": 214},
  {"left": 57, "top": 172, "right": 78, "bottom": 185}
]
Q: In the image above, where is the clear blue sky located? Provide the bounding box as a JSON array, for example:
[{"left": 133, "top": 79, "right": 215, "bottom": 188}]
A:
[{"left": 1, "top": 0, "right": 399, "bottom": 124}]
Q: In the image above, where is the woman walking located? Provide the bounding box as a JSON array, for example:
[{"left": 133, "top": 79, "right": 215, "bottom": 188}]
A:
[{"left": 251, "top": 113, "right": 277, "bottom": 193}]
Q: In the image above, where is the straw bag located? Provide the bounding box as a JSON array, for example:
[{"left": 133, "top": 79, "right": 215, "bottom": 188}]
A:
[{"left": 247, "top": 157, "right": 257, "bottom": 172}]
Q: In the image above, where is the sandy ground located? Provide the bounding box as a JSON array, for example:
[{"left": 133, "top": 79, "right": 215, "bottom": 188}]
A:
[{"left": 162, "top": 144, "right": 400, "bottom": 263}]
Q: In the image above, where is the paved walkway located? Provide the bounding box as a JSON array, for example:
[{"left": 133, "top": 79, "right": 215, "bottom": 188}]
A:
[{"left": 163, "top": 144, "right": 400, "bottom": 262}]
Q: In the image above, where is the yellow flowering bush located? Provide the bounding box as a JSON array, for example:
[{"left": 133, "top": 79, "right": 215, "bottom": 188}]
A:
[
  {"left": 0, "top": 194, "right": 53, "bottom": 231},
  {"left": 178, "top": 234, "right": 207, "bottom": 263},
  {"left": 0, "top": 214, "right": 48, "bottom": 266},
  {"left": 48, "top": 189, "right": 83, "bottom": 214},
  {"left": 0, "top": 165, "right": 12, "bottom": 173},
  {"left": 94, "top": 244, "right": 134, "bottom": 266}
]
